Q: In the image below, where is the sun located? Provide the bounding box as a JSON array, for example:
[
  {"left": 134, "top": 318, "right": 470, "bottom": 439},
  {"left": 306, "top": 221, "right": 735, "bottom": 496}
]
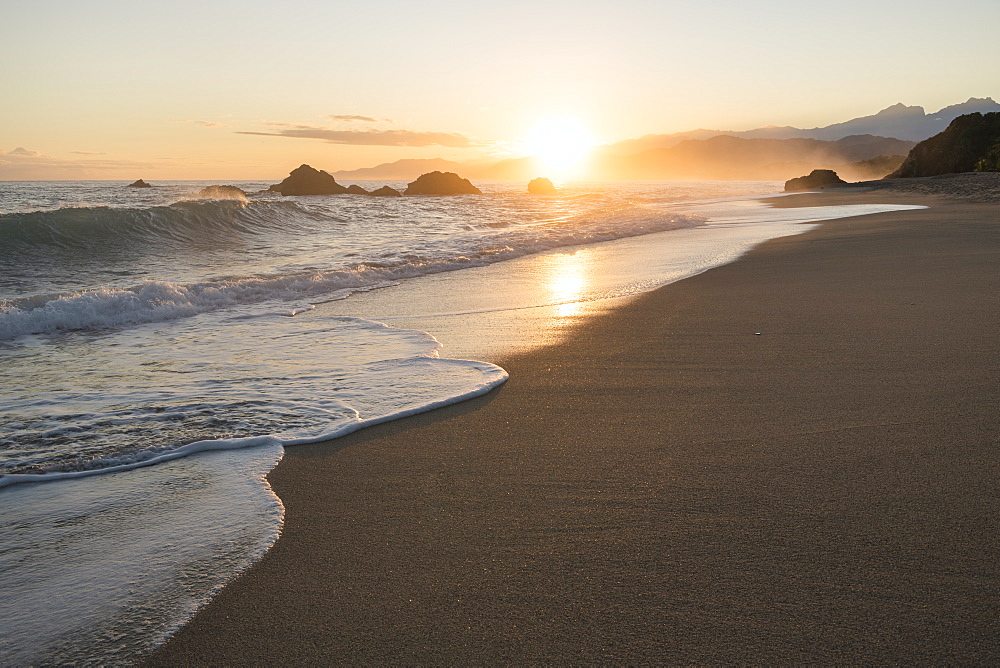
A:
[{"left": 524, "top": 116, "right": 595, "bottom": 178}]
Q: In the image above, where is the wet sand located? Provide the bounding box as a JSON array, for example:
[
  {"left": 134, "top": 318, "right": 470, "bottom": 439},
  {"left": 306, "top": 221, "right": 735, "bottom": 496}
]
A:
[{"left": 148, "top": 179, "right": 1000, "bottom": 664}]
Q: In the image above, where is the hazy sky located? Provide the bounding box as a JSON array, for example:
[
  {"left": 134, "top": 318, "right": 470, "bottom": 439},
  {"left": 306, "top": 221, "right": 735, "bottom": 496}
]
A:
[{"left": 2, "top": 0, "right": 998, "bottom": 179}]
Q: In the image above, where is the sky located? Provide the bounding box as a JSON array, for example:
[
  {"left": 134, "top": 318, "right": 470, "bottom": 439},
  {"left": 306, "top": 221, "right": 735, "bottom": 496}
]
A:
[{"left": 2, "top": 0, "right": 998, "bottom": 180}]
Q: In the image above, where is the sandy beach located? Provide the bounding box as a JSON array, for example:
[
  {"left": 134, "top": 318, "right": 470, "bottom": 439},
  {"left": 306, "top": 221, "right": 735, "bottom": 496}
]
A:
[{"left": 147, "top": 177, "right": 999, "bottom": 664}]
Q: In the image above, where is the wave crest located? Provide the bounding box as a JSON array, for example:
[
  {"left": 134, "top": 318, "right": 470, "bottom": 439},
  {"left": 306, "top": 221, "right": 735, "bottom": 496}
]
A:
[{"left": 0, "top": 199, "right": 314, "bottom": 251}]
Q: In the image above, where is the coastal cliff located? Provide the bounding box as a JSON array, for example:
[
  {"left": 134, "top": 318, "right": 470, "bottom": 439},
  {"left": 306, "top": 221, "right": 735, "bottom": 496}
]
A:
[{"left": 887, "top": 112, "right": 1000, "bottom": 178}]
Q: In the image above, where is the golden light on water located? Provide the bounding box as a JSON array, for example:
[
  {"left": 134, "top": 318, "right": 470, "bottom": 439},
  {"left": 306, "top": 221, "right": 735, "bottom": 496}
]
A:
[
  {"left": 543, "top": 251, "right": 590, "bottom": 318},
  {"left": 525, "top": 116, "right": 595, "bottom": 178}
]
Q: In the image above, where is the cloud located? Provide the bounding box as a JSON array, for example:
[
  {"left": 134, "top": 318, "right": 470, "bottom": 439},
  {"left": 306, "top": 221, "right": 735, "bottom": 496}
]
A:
[
  {"left": 0, "top": 149, "right": 152, "bottom": 179},
  {"left": 176, "top": 119, "right": 228, "bottom": 128},
  {"left": 329, "top": 114, "right": 386, "bottom": 123},
  {"left": 8, "top": 147, "right": 39, "bottom": 157},
  {"left": 70, "top": 150, "right": 108, "bottom": 156},
  {"left": 237, "top": 125, "right": 478, "bottom": 148}
]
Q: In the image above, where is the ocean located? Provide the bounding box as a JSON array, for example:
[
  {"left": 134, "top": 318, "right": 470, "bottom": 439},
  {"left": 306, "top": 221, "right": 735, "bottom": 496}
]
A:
[{"left": 0, "top": 179, "right": 924, "bottom": 664}]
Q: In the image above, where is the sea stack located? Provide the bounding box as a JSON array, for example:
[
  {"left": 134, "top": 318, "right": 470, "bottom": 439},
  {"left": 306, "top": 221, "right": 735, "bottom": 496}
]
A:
[
  {"left": 369, "top": 185, "right": 402, "bottom": 197},
  {"left": 127, "top": 179, "right": 152, "bottom": 188},
  {"left": 345, "top": 184, "right": 370, "bottom": 195},
  {"left": 268, "top": 164, "right": 349, "bottom": 196},
  {"left": 403, "top": 171, "right": 482, "bottom": 195},
  {"left": 784, "top": 169, "right": 847, "bottom": 192},
  {"left": 527, "top": 177, "right": 556, "bottom": 194}
]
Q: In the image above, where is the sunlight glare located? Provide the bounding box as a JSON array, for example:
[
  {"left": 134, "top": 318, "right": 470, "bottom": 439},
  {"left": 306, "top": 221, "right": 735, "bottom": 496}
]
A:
[
  {"left": 525, "top": 116, "right": 595, "bottom": 177},
  {"left": 544, "top": 251, "right": 590, "bottom": 319}
]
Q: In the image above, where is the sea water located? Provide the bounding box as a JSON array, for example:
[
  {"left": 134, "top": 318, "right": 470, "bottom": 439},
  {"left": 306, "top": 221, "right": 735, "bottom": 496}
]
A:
[{"left": 0, "top": 180, "right": 924, "bottom": 663}]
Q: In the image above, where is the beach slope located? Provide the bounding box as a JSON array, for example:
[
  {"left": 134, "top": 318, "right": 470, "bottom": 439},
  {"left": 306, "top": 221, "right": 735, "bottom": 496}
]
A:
[{"left": 148, "top": 183, "right": 1000, "bottom": 663}]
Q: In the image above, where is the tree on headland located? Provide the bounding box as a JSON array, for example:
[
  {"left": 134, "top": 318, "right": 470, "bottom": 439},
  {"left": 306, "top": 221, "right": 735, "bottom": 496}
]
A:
[{"left": 974, "top": 142, "right": 1000, "bottom": 172}]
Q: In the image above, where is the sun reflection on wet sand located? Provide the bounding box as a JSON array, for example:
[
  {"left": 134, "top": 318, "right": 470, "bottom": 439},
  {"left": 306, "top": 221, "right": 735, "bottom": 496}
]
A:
[{"left": 542, "top": 251, "right": 591, "bottom": 319}]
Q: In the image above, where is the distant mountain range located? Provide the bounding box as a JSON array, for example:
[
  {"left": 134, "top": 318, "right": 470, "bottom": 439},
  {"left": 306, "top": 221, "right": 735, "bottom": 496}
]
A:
[
  {"left": 594, "top": 134, "right": 916, "bottom": 181},
  {"left": 606, "top": 97, "right": 1000, "bottom": 153},
  {"left": 333, "top": 158, "right": 471, "bottom": 181},
  {"left": 333, "top": 97, "right": 998, "bottom": 182}
]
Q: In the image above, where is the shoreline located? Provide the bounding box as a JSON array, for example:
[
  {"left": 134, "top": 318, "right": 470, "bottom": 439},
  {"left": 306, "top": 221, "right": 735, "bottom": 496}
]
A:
[{"left": 147, "top": 178, "right": 999, "bottom": 663}]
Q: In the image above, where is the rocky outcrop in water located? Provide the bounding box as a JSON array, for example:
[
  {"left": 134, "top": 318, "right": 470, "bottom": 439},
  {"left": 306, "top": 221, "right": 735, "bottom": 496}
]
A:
[
  {"left": 527, "top": 177, "right": 556, "bottom": 194},
  {"left": 345, "top": 184, "right": 369, "bottom": 195},
  {"left": 887, "top": 112, "right": 1000, "bottom": 178},
  {"left": 196, "top": 185, "right": 247, "bottom": 199},
  {"left": 127, "top": 179, "right": 152, "bottom": 188},
  {"left": 369, "top": 186, "right": 402, "bottom": 197},
  {"left": 784, "top": 169, "right": 847, "bottom": 192},
  {"left": 403, "top": 171, "right": 482, "bottom": 195},
  {"left": 268, "top": 164, "right": 348, "bottom": 196}
]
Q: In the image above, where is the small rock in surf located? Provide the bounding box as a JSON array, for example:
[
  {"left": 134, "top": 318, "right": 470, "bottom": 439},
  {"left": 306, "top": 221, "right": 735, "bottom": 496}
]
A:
[{"left": 528, "top": 177, "right": 556, "bottom": 194}]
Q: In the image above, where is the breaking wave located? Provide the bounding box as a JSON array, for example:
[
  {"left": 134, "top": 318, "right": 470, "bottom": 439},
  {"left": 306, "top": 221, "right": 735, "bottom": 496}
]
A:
[
  {"left": 0, "top": 199, "right": 322, "bottom": 251},
  {"left": 0, "top": 197, "right": 704, "bottom": 340}
]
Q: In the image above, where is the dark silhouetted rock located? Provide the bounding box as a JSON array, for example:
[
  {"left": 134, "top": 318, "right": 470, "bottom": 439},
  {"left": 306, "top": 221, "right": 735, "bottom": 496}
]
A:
[
  {"left": 887, "top": 112, "right": 1000, "bottom": 178},
  {"left": 345, "top": 184, "right": 369, "bottom": 195},
  {"left": 369, "top": 186, "right": 402, "bottom": 197},
  {"left": 268, "top": 164, "right": 348, "bottom": 195},
  {"left": 127, "top": 179, "right": 152, "bottom": 188},
  {"left": 196, "top": 185, "right": 247, "bottom": 199},
  {"left": 403, "top": 171, "right": 482, "bottom": 195},
  {"left": 527, "top": 177, "right": 556, "bottom": 194},
  {"left": 784, "top": 169, "right": 847, "bottom": 192}
]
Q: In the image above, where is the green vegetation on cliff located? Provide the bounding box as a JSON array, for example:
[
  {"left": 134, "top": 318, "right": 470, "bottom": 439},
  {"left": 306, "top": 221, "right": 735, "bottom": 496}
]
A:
[{"left": 975, "top": 143, "right": 1000, "bottom": 172}]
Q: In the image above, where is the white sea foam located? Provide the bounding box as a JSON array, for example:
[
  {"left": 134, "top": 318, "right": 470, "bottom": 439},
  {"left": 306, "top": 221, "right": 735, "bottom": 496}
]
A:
[
  {"left": 0, "top": 440, "right": 285, "bottom": 665},
  {"left": 0, "top": 356, "right": 506, "bottom": 489},
  {"left": 0, "top": 276, "right": 394, "bottom": 340},
  {"left": 0, "top": 315, "right": 507, "bottom": 484}
]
